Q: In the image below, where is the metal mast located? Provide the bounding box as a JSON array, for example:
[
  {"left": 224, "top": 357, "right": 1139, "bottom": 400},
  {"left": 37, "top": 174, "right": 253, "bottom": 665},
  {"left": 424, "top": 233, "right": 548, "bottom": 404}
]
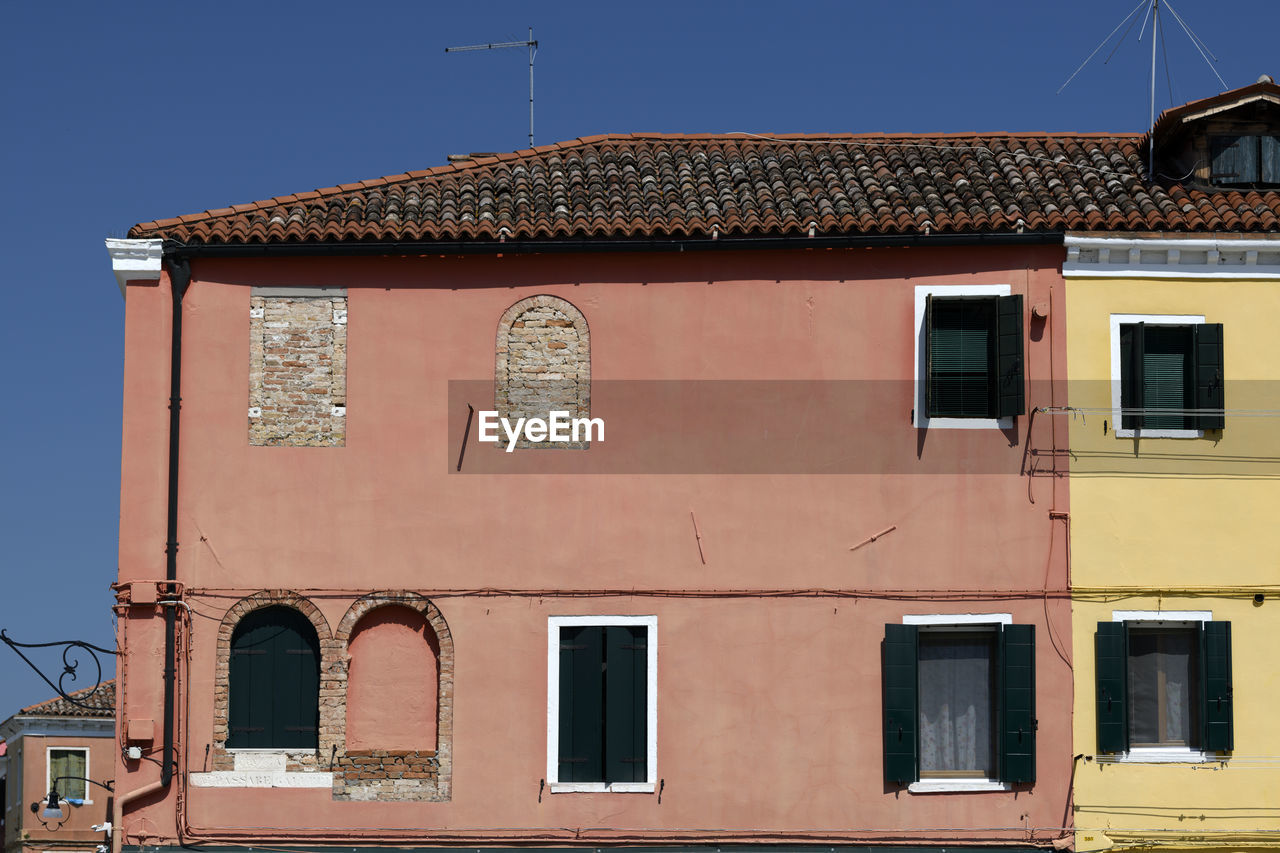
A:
[{"left": 446, "top": 27, "right": 539, "bottom": 148}]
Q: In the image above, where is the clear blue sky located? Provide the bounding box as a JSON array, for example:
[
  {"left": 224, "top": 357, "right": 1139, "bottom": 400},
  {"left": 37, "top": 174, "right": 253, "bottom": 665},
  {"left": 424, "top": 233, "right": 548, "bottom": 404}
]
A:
[{"left": 1, "top": 0, "right": 1275, "bottom": 713}]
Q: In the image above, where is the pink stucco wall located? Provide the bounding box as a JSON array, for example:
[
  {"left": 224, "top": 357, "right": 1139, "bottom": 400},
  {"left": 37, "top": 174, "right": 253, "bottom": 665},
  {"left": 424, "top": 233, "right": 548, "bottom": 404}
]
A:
[{"left": 115, "top": 245, "right": 1071, "bottom": 845}]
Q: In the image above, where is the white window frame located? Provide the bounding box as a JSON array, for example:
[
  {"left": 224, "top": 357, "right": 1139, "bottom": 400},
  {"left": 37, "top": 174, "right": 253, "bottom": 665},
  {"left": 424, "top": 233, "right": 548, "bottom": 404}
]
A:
[
  {"left": 902, "top": 613, "right": 1013, "bottom": 792},
  {"left": 1109, "top": 313, "right": 1206, "bottom": 439},
  {"left": 913, "top": 284, "right": 1014, "bottom": 430},
  {"left": 546, "top": 615, "right": 657, "bottom": 793},
  {"left": 1111, "top": 610, "right": 1212, "bottom": 763},
  {"left": 46, "top": 746, "right": 91, "bottom": 804}
]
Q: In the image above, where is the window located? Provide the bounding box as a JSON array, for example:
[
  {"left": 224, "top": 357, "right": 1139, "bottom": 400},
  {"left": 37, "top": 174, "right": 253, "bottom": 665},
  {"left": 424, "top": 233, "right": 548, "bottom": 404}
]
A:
[
  {"left": 47, "top": 748, "right": 88, "bottom": 802},
  {"left": 1095, "top": 613, "right": 1233, "bottom": 759},
  {"left": 228, "top": 606, "right": 320, "bottom": 749},
  {"left": 1112, "top": 315, "right": 1224, "bottom": 436},
  {"left": 883, "top": 616, "right": 1035, "bottom": 790},
  {"left": 914, "top": 285, "right": 1024, "bottom": 428},
  {"left": 547, "top": 616, "right": 656, "bottom": 792},
  {"left": 1210, "top": 134, "right": 1280, "bottom": 187}
]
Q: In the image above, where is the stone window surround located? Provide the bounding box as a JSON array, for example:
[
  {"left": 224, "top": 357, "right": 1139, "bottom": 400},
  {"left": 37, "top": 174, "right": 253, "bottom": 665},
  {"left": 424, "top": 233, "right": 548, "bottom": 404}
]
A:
[{"left": 210, "top": 589, "right": 453, "bottom": 800}]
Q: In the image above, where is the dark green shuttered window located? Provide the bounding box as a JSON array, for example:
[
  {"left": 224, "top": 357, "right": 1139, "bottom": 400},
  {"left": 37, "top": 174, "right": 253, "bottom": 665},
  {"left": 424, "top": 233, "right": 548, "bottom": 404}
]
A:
[
  {"left": 557, "top": 624, "right": 648, "bottom": 784},
  {"left": 925, "top": 294, "right": 1025, "bottom": 419},
  {"left": 882, "top": 622, "right": 1036, "bottom": 786},
  {"left": 1120, "top": 322, "right": 1224, "bottom": 431},
  {"left": 1094, "top": 621, "right": 1233, "bottom": 754},
  {"left": 228, "top": 606, "right": 320, "bottom": 749},
  {"left": 1211, "top": 135, "right": 1280, "bottom": 187}
]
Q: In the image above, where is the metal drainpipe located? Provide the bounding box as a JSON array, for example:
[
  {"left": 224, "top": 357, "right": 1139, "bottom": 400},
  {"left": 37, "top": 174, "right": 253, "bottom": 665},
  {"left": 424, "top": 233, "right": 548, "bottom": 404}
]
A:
[
  {"left": 163, "top": 257, "right": 189, "bottom": 790},
  {"left": 116, "top": 257, "right": 189, "bottom": 853}
]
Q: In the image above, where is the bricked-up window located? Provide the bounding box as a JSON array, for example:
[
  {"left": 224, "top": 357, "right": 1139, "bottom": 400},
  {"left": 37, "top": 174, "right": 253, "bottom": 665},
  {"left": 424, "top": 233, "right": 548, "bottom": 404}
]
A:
[
  {"left": 496, "top": 296, "right": 590, "bottom": 448},
  {"left": 228, "top": 606, "right": 320, "bottom": 749},
  {"left": 346, "top": 606, "right": 439, "bottom": 750},
  {"left": 249, "top": 287, "right": 347, "bottom": 446}
]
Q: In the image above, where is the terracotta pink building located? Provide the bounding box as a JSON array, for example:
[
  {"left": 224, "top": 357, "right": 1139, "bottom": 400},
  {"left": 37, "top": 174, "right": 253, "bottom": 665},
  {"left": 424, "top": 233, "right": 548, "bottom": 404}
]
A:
[
  {"left": 1, "top": 682, "right": 116, "bottom": 853},
  {"left": 103, "top": 129, "right": 1205, "bottom": 853}
]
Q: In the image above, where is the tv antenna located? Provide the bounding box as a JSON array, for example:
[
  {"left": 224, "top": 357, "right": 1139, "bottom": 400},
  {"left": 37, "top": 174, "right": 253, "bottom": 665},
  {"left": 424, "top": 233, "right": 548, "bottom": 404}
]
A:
[
  {"left": 446, "top": 27, "right": 539, "bottom": 148},
  {"left": 1057, "top": 0, "right": 1228, "bottom": 175}
]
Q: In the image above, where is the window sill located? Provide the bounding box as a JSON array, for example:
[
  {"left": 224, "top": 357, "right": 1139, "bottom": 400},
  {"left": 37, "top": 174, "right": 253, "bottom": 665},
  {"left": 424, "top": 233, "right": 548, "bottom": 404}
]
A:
[
  {"left": 915, "top": 416, "right": 1013, "bottom": 431},
  {"left": 1118, "top": 748, "right": 1211, "bottom": 763},
  {"left": 908, "top": 779, "right": 1012, "bottom": 793},
  {"left": 1114, "top": 427, "right": 1205, "bottom": 439},
  {"left": 549, "top": 781, "right": 655, "bottom": 794}
]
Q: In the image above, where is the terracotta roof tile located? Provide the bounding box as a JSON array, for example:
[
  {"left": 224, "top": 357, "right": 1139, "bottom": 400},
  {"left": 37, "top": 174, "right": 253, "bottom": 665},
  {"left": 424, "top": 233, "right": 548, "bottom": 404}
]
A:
[
  {"left": 130, "top": 132, "right": 1280, "bottom": 244},
  {"left": 17, "top": 680, "right": 116, "bottom": 718}
]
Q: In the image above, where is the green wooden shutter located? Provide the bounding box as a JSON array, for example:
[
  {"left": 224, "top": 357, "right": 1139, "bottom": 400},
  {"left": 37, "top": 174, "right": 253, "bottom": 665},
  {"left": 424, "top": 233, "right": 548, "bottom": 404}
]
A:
[
  {"left": 559, "top": 625, "right": 604, "bottom": 782},
  {"left": 229, "top": 614, "right": 271, "bottom": 748},
  {"left": 882, "top": 623, "right": 918, "bottom": 785},
  {"left": 1262, "top": 136, "right": 1280, "bottom": 184},
  {"left": 1119, "top": 323, "right": 1145, "bottom": 430},
  {"left": 1194, "top": 323, "right": 1225, "bottom": 430},
  {"left": 995, "top": 295, "right": 1025, "bottom": 417},
  {"left": 1095, "top": 622, "right": 1129, "bottom": 753},
  {"left": 604, "top": 626, "right": 648, "bottom": 783},
  {"left": 229, "top": 607, "right": 319, "bottom": 749},
  {"left": 1200, "top": 621, "right": 1234, "bottom": 752},
  {"left": 999, "top": 623, "right": 1036, "bottom": 783},
  {"left": 924, "top": 294, "right": 935, "bottom": 418},
  {"left": 276, "top": 610, "right": 320, "bottom": 749},
  {"left": 1211, "top": 135, "right": 1259, "bottom": 185}
]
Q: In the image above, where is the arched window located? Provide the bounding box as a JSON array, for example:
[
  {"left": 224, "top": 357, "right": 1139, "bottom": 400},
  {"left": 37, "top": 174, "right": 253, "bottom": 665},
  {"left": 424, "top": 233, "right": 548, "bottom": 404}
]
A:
[{"left": 227, "top": 606, "right": 320, "bottom": 749}]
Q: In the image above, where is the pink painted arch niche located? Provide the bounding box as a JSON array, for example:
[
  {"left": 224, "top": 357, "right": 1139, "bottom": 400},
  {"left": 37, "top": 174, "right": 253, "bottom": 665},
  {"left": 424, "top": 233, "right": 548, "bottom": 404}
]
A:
[
  {"left": 345, "top": 604, "right": 439, "bottom": 749},
  {"left": 331, "top": 592, "right": 454, "bottom": 801}
]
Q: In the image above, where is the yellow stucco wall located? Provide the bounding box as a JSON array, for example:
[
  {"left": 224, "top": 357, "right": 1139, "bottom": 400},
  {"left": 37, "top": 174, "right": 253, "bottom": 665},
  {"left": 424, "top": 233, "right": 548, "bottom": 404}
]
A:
[{"left": 1067, "top": 276, "right": 1280, "bottom": 852}]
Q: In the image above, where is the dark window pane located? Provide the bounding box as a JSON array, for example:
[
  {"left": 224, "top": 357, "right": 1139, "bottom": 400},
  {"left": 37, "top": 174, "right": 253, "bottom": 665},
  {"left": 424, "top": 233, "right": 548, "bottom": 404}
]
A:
[
  {"left": 918, "top": 631, "right": 995, "bottom": 776},
  {"left": 1128, "top": 628, "right": 1198, "bottom": 747},
  {"left": 1142, "top": 327, "right": 1195, "bottom": 429},
  {"left": 929, "top": 299, "right": 996, "bottom": 418}
]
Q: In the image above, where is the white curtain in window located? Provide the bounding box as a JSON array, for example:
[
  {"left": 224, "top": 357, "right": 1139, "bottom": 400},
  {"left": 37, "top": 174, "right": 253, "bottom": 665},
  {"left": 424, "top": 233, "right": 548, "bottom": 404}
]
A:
[{"left": 918, "top": 634, "right": 993, "bottom": 775}]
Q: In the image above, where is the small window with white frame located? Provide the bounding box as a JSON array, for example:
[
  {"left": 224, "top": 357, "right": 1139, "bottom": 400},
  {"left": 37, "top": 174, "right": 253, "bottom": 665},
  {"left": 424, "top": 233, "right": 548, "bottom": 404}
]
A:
[
  {"left": 47, "top": 747, "right": 89, "bottom": 802},
  {"left": 547, "top": 615, "right": 657, "bottom": 793},
  {"left": 1110, "top": 314, "right": 1224, "bottom": 438},
  {"left": 914, "top": 285, "right": 1025, "bottom": 429}
]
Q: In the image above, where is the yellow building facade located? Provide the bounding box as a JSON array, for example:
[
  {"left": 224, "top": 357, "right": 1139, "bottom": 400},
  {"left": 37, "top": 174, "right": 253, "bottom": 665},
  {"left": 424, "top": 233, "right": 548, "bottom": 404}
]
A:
[{"left": 1065, "top": 233, "right": 1280, "bottom": 853}]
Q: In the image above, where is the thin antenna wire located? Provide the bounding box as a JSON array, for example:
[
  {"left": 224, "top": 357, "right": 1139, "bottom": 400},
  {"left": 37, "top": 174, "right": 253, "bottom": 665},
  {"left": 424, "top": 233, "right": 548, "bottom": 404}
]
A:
[
  {"left": 1057, "top": 0, "right": 1147, "bottom": 94},
  {"left": 1163, "top": 0, "right": 1229, "bottom": 90},
  {"left": 445, "top": 27, "right": 539, "bottom": 148},
  {"left": 1145, "top": 0, "right": 1159, "bottom": 174},
  {"left": 1158, "top": 9, "right": 1175, "bottom": 105}
]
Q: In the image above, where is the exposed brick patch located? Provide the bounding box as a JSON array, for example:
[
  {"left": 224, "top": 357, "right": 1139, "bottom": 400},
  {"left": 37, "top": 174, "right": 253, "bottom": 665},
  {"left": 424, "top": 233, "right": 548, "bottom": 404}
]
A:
[
  {"left": 334, "top": 750, "right": 440, "bottom": 801},
  {"left": 249, "top": 294, "right": 347, "bottom": 447},
  {"left": 330, "top": 592, "right": 454, "bottom": 802},
  {"left": 495, "top": 295, "right": 590, "bottom": 449},
  {"left": 211, "top": 591, "right": 335, "bottom": 772}
]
